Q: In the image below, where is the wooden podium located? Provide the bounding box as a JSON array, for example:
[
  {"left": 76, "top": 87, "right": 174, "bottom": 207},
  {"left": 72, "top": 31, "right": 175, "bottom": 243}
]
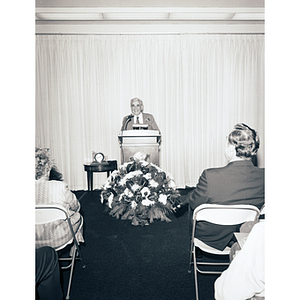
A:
[{"left": 118, "top": 130, "right": 161, "bottom": 166}]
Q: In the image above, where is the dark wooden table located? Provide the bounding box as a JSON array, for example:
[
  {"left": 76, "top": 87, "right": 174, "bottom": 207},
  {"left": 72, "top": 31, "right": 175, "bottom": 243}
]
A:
[{"left": 84, "top": 160, "right": 117, "bottom": 191}]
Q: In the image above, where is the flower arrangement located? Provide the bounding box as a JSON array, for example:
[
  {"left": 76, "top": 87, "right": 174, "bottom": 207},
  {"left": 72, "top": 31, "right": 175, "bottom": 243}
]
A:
[
  {"left": 35, "top": 147, "right": 54, "bottom": 180},
  {"left": 100, "top": 152, "right": 181, "bottom": 226}
]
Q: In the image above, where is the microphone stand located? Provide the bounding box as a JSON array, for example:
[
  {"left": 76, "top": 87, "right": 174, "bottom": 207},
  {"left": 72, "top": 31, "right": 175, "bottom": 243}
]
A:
[
  {"left": 122, "top": 115, "right": 133, "bottom": 131},
  {"left": 120, "top": 115, "right": 134, "bottom": 164}
]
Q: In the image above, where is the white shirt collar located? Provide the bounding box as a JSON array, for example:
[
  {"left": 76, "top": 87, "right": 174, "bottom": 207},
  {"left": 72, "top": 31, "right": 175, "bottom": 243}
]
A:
[{"left": 134, "top": 113, "right": 143, "bottom": 124}]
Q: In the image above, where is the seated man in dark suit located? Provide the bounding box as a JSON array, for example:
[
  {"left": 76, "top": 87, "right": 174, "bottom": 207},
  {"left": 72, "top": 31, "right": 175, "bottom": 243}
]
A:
[
  {"left": 189, "top": 123, "right": 265, "bottom": 251},
  {"left": 121, "top": 97, "right": 160, "bottom": 132}
]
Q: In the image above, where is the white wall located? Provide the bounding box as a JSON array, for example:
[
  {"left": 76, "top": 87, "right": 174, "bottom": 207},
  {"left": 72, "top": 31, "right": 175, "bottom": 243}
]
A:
[{"left": 36, "top": 34, "right": 264, "bottom": 190}]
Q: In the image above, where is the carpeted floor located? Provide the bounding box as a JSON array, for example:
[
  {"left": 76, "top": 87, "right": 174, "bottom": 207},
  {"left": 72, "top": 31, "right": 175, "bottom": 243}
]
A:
[{"left": 61, "top": 189, "right": 220, "bottom": 300}]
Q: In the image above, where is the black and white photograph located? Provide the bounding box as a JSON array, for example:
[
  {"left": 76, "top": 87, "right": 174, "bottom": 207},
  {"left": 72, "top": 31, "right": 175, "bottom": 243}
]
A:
[
  {"left": 34, "top": 1, "right": 265, "bottom": 299},
  {"left": 4, "top": 0, "right": 299, "bottom": 299}
]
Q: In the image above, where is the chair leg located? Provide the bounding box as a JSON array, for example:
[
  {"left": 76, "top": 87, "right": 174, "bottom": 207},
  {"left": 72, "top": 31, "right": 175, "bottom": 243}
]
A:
[
  {"left": 74, "top": 240, "right": 86, "bottom": 269},
  {"left": 59, "top": 241, "right": 85, "bottom": 300},
  {"left": 188, "top": 251, "right": 193, "bottom": 273},
  {"left": 65, "top": 245, "right": 76, "bottom": 300},
  {"left": 193, "top": 247, "right": 199, "bottom": 300},
  {"left": 188, "top": 240, "right": 195, "bottom": 273}
]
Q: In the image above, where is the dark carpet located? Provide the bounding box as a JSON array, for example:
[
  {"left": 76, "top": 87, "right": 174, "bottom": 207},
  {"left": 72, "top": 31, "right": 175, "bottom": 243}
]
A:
[{"left": 62, "top": 189, "right": 220, "bottom": 300}]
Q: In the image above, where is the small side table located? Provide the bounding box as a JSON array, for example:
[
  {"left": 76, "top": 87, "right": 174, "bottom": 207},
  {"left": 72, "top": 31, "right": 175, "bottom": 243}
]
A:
[{"left": 84, "top": 160, "right": 117, "bottom": 192}]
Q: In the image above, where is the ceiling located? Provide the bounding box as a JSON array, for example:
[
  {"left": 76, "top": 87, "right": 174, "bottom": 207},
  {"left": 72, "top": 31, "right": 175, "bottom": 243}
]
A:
[{"left": 35, "top": 0, "right": 264, "bottom": 34}]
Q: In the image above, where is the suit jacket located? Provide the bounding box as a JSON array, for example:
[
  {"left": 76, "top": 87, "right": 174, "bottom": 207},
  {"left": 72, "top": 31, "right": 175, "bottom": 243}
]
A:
[
  {"left": 121, "top": 112, "right": 160, "bottom": 132},
  {"left": 189, "top": 160, "right": 264, "bottom": 251}
]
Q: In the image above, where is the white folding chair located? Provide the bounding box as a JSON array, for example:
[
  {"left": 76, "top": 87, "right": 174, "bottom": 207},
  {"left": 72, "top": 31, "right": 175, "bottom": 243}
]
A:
[
  {"left": 189, "top": 203, "right": 260, "bottom": 300},
  {"left": 260, "top": 204, "right": 265, "bottom": 220},
  {"left": 35, "top": 204, "right": 86, "bottom": 300}
]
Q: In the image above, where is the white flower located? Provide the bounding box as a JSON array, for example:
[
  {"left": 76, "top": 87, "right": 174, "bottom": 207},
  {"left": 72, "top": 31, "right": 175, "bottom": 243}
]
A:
[
  {"left": 119, "top": 162, "right": 130, "bottom": 171},
  {"left": 124, "top": 188, "right": 134, "bottom": 198},
  {"left": 119, "top": 177, "right": 127, "bottom": 186},
  {"left": 131, "top": 201, "right": 137, "bottom": 209},
  {"left": 133, "top": 152, "right": 147, "bottom": 162},
  {"left": 111, "top": 170, "right": 119, "bottom": 177},
  {"left": 131, "top": 183, "right": 140, "bottom": 192},
  {"left": 141, "top": 187, "right": 151, "bottom": 198},
  {"left": 168, "top": 180, "right": 177, "bottom": 189},
  {"left": 103, "top": 181, "right": 111, "bottom": 189},
  {"left": 158, "top": 194, "right": 168, "bottom": 205},
  {"left": 108, "top": 193, "right": 114, "bottom": 208},
  {"left": 149, "top": 179, "right": 159, "bottom": 188},
  {"left": 141, "top": 199, "right": 155, "bottom": 206},
  {"left": 140, "top": 161, "right": 149, "bottom": 167},
  {"left": 143, "top": 173, "right": 152, "bottom": 180},
  {"left": 125, "top": 170, "right": 143, "bottom": 180}
]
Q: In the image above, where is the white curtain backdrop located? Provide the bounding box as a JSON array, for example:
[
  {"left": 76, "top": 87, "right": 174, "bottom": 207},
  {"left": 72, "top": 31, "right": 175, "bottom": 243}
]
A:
[{"left": 36, "top": 34, "right": 264, "bottom": 190}]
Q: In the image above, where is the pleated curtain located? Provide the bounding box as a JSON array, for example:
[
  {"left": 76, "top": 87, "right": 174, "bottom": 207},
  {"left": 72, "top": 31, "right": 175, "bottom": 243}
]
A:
[{"left": 36, "top": 34, "right": 264, "bottom": 190}]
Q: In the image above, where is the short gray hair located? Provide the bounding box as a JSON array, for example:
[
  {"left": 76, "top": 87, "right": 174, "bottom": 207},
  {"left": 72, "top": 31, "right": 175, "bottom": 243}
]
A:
[{"left": 130, "top": 97, "right": 144, "bottom": 112}]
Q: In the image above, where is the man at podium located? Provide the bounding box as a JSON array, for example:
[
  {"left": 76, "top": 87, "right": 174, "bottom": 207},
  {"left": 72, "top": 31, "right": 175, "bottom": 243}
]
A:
[
  {"left": 119, "top": 97, "right": 161, "bottom": 165},
  {"left": 121, "top": 97, "right": 160, "bottom": 132}
]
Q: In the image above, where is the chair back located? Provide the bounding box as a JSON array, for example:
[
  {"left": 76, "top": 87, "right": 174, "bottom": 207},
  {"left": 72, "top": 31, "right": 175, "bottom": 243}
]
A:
[
  {"left": 35, "top": 204, "right": 67, "bottom": 225},
  {"left": 260, "top": 204, "right": 265, "bottom": 215},
  {"left": 193, "top": 204, "right": 260, "bottom": 225},
  {"left": 35, "top": 204, "right": 85, "bottom": 300}
]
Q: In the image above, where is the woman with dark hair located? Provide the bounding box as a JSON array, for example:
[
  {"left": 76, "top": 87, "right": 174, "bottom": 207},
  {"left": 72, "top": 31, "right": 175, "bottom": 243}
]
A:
[{"left": 188, "top": 123, "right": 264, "bottom": 251}]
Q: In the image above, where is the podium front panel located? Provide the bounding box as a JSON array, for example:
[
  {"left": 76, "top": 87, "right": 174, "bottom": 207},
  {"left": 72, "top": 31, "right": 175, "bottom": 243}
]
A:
[
  {"left": 123, "top": 137, "right": 157, "bottom": 144},
  {"left": 119, "top": 130, "right": 160, "bottom": 145},
  {"left": 121, "top": 144, "right": 159, "bottom": 166}
]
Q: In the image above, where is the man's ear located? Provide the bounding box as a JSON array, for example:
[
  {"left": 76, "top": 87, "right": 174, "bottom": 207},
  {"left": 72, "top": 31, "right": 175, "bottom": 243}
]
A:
[
  {"left": 228, "top": 144, "right": 235, "bottom": 153},
  {"left": 230, "top": 144, "right": 238, "bottom": 157},
  {"left": 226, "top": 143, "right": 237, "bottom": 160}
]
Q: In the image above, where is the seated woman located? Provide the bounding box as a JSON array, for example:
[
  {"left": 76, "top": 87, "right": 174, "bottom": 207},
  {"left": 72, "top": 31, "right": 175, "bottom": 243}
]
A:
[
  {"left": 100, "top": 152, "right": 181, "bottom": 226},
  {"left": 35, "top": 148, "right": 84, "bottom": 249}
]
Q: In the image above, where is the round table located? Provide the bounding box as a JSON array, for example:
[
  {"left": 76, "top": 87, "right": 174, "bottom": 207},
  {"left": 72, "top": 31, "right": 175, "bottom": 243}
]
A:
[{"left": 84, "top": 160, "right": 117, "bottom": 191}]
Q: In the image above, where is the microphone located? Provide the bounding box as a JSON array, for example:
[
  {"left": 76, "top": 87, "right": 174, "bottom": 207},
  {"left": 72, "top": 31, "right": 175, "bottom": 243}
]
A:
[{"left": 123, "top": 114, "right": 133, "bottom": 130}]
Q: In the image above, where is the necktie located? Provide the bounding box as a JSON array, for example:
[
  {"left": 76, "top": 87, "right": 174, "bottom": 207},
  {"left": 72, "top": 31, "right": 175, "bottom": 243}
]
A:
[{"left": 136, "top": 117, "right": 140, "bottom": 124}]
